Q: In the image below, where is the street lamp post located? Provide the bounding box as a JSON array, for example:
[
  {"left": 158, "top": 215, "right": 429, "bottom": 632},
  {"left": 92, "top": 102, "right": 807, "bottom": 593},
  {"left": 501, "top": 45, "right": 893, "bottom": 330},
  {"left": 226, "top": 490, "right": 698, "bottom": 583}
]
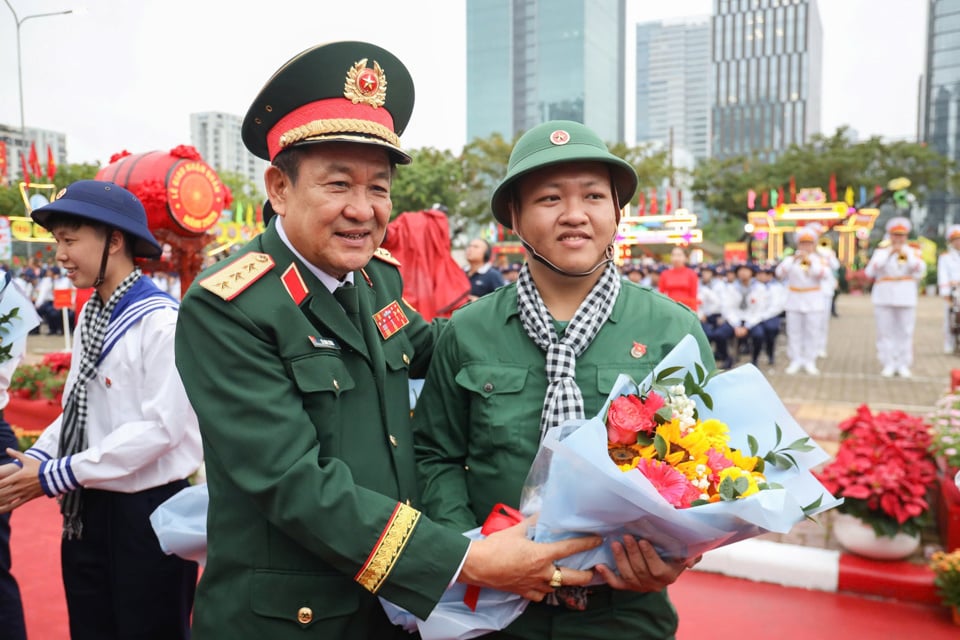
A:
[{"left": 3, "top": 0, "right": 73, "bottom": 135}]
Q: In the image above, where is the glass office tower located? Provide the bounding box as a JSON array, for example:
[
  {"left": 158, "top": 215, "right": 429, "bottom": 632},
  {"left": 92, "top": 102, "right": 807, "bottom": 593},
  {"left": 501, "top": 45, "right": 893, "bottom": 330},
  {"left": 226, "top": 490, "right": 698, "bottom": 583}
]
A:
[
  {"left": 467, "top": 0, "right": 626, "bottom": 144},
  {"left": 711, "top": 0, "right": 822, "bottom": 160}
]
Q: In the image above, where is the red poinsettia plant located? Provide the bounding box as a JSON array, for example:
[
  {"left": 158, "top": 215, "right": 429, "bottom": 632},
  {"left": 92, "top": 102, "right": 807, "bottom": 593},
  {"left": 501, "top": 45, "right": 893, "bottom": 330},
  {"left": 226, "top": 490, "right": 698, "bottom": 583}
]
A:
[
  {"left": 10, "top": 351, "right": 71, "bottom": 402},
  {"left": 815, "top": 404, "right": 936, "bottom": 538}
]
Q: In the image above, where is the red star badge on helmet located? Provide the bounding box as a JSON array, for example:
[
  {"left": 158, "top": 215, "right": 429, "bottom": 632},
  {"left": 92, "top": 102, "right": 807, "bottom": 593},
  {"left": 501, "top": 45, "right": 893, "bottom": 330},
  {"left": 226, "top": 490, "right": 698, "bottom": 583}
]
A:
[{"left": 549, "top": 129, "right": 570, "bottom": 145}]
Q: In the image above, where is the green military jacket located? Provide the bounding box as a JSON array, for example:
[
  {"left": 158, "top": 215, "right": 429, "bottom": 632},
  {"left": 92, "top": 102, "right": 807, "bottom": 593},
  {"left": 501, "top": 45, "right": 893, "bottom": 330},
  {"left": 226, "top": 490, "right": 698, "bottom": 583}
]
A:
[
  {"left": 413, "top": 280, "right": 715, "bottom": 639},
  {"left": 175, "top": 221, "right": 469, "bottom": 639}
]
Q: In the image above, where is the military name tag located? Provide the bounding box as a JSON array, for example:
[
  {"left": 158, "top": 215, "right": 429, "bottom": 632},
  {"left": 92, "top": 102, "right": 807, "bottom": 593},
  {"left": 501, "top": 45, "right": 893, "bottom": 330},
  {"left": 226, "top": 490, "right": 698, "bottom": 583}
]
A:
[
  {"left": 309, "top": 335, "right": 340, "bottom": 350},
  {"left": 372, "top": 300, "right": 409, "bottom": 340}
]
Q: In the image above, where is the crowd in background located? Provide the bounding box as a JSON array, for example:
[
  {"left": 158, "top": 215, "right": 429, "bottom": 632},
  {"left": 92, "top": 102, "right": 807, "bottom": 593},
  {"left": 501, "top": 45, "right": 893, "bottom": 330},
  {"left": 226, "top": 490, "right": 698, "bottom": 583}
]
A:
[{"left": 0, "top": 259, "right": 182, "bottom": 336}]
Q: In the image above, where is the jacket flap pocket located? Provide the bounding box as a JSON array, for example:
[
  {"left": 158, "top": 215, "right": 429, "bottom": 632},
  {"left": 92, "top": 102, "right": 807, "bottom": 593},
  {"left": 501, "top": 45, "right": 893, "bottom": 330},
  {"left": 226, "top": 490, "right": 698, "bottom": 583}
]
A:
[
  {"left": 288, "top": 353, "right": 356, "bottom": 395},
  {"left": 455, "top": 363, "right": 528, "bottom": 399},
  {"left": 250, "top": 570, "right": 359, "bottom": 628}
]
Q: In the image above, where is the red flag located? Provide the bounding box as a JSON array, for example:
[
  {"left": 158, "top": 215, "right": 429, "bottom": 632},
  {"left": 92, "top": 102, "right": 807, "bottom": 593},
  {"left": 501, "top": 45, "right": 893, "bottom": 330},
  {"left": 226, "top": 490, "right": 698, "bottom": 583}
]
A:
[
  {"left": 19, "top": 152, "right": 31, "bottom": 185},
  {"left": 828, "top": 173, "right": 837, "bottom": 201},
  {"left": 761, "top": 190, "right": 769, "bottom": 209},
  {"left": 677, "top": 190, "right": 682, "bottom": 209},
  {"left": 789, "top": 176, "right": 796, "bottom": 203},
  {"left": 28, "top": 142, "right": 41, "bottom": 178},
  {"left": 0, "top": 141, "right": 6, "bottom": 177},
  {"left": 637, "top": 192, "right": 646, "bottom": 215},
  {"left": 875, "top": 185, "right": 883, "bottom": 199},
  {"left": 777, "top": 186, "right": 785, "bottom": 207},
  {"left": 747, "top": 189, "right": 756, "bottom": 209},
  {"left": 649, "top": 189, "right": 658, "bottom": 215},
  {"left": 46, "top": 145, "right": 56, "bottom": 180},
  {"left": 665, "top": 189, "right": 673, "bottom": 213}
]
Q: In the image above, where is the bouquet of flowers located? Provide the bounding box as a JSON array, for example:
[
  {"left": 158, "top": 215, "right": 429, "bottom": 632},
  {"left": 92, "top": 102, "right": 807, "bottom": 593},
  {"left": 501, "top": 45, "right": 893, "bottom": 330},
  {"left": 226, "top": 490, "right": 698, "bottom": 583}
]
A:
[
  {"left": 521, "top": 335, "right": 840, "bottom": 568},
  {"left": 382, "top": 336, "right": 840, "bottom": 639},
  {"left": 928, "top": 391, "right": 960, "bottom": 472},
  {"left": 815, "top": 405, "right": 935, "bottom": 538}
]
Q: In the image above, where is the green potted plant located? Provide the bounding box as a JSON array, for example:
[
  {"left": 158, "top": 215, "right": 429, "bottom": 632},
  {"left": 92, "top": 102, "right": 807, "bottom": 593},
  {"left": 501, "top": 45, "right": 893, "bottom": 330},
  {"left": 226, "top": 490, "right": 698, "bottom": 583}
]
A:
[
  {"left": 815, "top": 405, "right": 937, "bottom": 559},
  {"left": 930, "top": 549, "right": 960, "bottom": 625}
]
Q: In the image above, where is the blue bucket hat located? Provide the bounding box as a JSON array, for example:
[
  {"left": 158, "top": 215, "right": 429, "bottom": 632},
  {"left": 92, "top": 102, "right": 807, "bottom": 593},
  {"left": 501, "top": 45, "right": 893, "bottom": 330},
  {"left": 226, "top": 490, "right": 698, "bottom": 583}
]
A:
[{"left": 31, "top": 180, "right": 162, "bottom": 258}]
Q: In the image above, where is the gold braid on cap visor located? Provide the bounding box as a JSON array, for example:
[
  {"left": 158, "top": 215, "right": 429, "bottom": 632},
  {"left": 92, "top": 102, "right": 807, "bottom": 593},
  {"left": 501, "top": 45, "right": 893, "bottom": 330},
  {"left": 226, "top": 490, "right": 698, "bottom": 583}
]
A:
[{"left": 278, "top": 118, "right": 401, "bottom": 150}]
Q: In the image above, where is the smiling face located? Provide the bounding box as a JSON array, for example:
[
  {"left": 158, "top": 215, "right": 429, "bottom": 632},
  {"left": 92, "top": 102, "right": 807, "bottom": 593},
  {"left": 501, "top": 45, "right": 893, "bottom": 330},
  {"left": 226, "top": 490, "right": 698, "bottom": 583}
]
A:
[
  {"left": 511, "top": 161, "right": 617, "bottom": 276},
  {"left": 266, "top": 143, "right": 393, "bottom": 279},
  {"left": 51, "top": 222, "right": 111, "bottom": 289}
]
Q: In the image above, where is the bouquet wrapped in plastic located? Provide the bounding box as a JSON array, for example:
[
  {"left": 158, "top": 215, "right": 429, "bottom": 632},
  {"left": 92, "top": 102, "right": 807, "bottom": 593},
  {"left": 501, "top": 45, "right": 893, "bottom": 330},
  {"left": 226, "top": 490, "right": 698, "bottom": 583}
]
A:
[
  {"left": 520, "top": 334, "right": 841, "bottom": 571},
  {"left": 382, "top": 335, "right": 841, "bottom": 639}
]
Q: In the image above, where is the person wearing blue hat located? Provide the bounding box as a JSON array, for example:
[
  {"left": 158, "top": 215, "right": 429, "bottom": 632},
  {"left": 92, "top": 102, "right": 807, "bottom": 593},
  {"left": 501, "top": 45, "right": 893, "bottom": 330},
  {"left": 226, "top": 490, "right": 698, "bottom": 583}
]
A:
[
  {"left": 413, "top": 120, "right": 713, "bottom": 639},
  {"left": 0, "top": 180, "right": 202, "bottom": 639},
  {"left": 174, "top": 44, "right": 599, "bottom": 639},
  {"left": 938, "top": 224, "right": 960, "bottom": 353}
]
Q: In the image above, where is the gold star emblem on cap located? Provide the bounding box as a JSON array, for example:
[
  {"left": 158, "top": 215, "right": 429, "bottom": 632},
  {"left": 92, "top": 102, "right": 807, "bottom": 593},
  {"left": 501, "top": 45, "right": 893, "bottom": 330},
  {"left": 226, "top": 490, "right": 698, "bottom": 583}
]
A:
[{"left": 344, "top": 59, "right": 387, "bottom": 108}]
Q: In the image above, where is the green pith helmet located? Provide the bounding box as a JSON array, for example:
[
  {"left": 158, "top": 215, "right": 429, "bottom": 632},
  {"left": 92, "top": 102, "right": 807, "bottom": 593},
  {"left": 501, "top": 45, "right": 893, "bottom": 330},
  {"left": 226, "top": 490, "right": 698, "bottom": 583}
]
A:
[{"left": 490, "top": 120, "right": 638, "bottom": 229}]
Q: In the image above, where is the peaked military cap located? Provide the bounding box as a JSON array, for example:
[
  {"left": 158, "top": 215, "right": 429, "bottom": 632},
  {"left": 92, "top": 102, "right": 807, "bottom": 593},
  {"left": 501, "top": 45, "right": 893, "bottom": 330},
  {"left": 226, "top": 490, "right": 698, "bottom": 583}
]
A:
[
  {"left": 242, "top": 41, "right": 415, "bottom": 164},
  {"left": 948, "top": 224, "right": 960, "bottom": 241},
  {"left": 886, "top": 216, "right": 912, "bottom": 235},
  {"left": 490, "top": 120, "right": 638, "bottom": 229}
]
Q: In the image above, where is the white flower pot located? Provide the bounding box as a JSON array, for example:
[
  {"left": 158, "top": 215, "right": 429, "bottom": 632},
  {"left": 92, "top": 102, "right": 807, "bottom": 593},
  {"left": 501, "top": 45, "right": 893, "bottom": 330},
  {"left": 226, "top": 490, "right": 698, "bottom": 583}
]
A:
[{"left": 832, "top": 513, "right": 920, "bottom": 560}]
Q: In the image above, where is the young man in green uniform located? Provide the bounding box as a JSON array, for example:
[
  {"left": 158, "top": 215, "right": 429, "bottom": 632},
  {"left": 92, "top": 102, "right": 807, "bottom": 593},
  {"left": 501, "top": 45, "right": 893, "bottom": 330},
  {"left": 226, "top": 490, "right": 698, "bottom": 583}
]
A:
[
  {"left": 174, "top": 43, "right": 600, "bottom": 639},
  {"left": 413, "top": 120, "right": 714, "bottom": 639}
]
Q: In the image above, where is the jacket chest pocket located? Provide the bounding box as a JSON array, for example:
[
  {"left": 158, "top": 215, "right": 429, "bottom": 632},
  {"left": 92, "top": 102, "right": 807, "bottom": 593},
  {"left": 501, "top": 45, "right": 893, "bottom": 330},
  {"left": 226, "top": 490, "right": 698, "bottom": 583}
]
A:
[
  {"left": 455, "top": 363, "right": 537, "bottom": 449},
  {"left": 288, "top": 353, "right": 356, "bottom": 454}
]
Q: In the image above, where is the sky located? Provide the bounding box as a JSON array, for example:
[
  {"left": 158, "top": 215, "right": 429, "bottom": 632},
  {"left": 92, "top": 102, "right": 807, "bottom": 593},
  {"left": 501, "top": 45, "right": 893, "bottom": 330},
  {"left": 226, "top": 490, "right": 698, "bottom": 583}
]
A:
[{"left": 0, "top": 0, "right": 930, "bottom": 167}]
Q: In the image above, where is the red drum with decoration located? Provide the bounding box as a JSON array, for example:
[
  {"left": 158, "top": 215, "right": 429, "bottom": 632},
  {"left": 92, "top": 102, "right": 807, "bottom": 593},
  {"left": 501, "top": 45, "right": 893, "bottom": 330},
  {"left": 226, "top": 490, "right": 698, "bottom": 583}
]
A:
[{"left": 95, "top": 145, "right": 229, "bottom": 237}]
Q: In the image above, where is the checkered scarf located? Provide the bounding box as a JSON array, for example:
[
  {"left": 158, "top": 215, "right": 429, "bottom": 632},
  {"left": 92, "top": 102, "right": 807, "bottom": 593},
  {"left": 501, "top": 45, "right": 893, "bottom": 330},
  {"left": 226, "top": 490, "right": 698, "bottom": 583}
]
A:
[
  {"left": 58, "top": 268, "right": 142, "bottom": 540},
  {"left": 516, "top": 262, "right": 620, "bottom": 439}
]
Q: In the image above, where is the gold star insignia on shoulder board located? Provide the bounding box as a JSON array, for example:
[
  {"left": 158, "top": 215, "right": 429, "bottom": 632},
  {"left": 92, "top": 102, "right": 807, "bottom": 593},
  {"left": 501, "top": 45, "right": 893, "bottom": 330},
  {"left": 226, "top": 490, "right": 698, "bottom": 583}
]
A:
[
  {"left": 199, "top": 252, "right": 276, "bottom": 301},
  {"left": 372, "top": 247, "right": 401, "bottom": 268}
]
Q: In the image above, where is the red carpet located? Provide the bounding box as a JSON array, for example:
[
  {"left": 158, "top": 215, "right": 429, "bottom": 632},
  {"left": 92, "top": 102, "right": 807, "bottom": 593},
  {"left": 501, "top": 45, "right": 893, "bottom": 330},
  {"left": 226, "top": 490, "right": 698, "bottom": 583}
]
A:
[
  {"left": 10, "top": 497, "right": 69, "bottom": 639},
  {"left": 10, "top": 498, "right": 960, "bottom": 639},
  {"left": 673, "top": 571, "right": 957, "bottom": 640}
]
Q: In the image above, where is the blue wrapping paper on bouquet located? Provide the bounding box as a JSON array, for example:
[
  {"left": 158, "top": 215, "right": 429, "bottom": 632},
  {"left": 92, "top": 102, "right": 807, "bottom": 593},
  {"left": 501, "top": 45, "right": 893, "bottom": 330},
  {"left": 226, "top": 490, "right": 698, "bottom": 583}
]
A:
[{"left": 520, "top": 334, "right": 842, "bottom": 571}]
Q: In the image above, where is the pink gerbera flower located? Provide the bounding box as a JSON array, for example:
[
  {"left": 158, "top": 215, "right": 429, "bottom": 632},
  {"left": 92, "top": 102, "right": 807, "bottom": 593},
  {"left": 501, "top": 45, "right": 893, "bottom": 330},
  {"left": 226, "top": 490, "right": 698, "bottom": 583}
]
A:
[{"left": 636, "top": 458, "right": 698, "bottom": 508}]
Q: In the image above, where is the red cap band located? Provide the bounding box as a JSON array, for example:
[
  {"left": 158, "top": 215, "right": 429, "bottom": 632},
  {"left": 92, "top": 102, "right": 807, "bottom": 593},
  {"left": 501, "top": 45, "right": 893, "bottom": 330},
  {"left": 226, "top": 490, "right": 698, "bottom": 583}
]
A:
[{"left": 267, "top": 97, "right": 396, "bottom": 161}]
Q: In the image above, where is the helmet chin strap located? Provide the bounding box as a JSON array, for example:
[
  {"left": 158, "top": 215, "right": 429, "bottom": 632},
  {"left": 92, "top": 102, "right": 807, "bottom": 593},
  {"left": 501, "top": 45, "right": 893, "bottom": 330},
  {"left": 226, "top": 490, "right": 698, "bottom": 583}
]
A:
[
  {"left": 512, "top": 229, "right": 614, "bottom": 278},
  {"left": 92, "top": 228, "right": 113, "bottom": 289},
  {"left": 510, "top": 172, "right": 621, "bottom": 279}
]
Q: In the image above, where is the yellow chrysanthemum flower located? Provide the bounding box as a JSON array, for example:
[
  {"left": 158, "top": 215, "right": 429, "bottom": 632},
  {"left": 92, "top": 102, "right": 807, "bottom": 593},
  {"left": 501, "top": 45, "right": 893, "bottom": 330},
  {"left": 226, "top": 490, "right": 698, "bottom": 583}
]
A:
[
  {"left": 729, "top": 448, "right": 760, "bottom": 473},
  {"left": 717, "top": 466, "right": 762, "bottom": 497}
]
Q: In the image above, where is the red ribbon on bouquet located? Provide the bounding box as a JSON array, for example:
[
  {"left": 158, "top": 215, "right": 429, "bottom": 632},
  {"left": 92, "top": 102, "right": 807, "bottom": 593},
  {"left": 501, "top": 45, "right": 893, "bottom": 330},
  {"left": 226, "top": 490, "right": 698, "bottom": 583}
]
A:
[{"left": 463, "top": 503, "right": 524, "bottom": 611}]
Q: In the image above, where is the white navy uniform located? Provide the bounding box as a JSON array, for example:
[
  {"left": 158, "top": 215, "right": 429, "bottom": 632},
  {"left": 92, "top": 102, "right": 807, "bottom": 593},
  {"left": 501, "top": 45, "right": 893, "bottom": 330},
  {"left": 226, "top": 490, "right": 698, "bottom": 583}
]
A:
[
  {"left": 776, "top": 254, "right": 826, "bottom": 370},
  {"left": 938, "top": 247, "right": 960, "bottom": 352},
  {"left": 816, "top": 246, "right": 839, "bottom": 357},
  {"left": 865, "top": 245, "right": 925, "bottom": 372}
]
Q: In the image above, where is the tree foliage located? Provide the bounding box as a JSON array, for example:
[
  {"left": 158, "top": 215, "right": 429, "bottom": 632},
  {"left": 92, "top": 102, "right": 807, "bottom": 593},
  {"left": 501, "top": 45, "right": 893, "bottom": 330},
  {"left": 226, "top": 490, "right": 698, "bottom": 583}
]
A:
[
  {"left": 391, "top": 147, "right": 464, "bottom": 219},
  {"left": 691, "top": 127, "right": 957, "bottom": 223},
  {"left": 0, "top": 162, "right": 100, "bottom": 217}
]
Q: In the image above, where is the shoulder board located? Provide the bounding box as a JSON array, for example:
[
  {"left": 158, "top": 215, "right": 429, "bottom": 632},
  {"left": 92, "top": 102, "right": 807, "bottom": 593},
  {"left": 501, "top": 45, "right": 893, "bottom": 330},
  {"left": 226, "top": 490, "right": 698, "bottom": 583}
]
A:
[
  {"left": 372, "top": 247, "right": 402, "bottom": 268},
  {"left": 198, "top": 252, "right": 275, "bottom": 301}
]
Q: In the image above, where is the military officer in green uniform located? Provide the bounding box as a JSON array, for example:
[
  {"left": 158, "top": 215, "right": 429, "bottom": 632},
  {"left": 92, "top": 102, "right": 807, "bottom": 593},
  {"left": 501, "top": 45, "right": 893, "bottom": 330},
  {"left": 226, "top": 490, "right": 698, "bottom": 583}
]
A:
[
  {"left": 174, "top": 43, "right": 600, "bottom": 638},
  {"left": 413, "top": 120, "right": 714, "bottom": 639}
]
